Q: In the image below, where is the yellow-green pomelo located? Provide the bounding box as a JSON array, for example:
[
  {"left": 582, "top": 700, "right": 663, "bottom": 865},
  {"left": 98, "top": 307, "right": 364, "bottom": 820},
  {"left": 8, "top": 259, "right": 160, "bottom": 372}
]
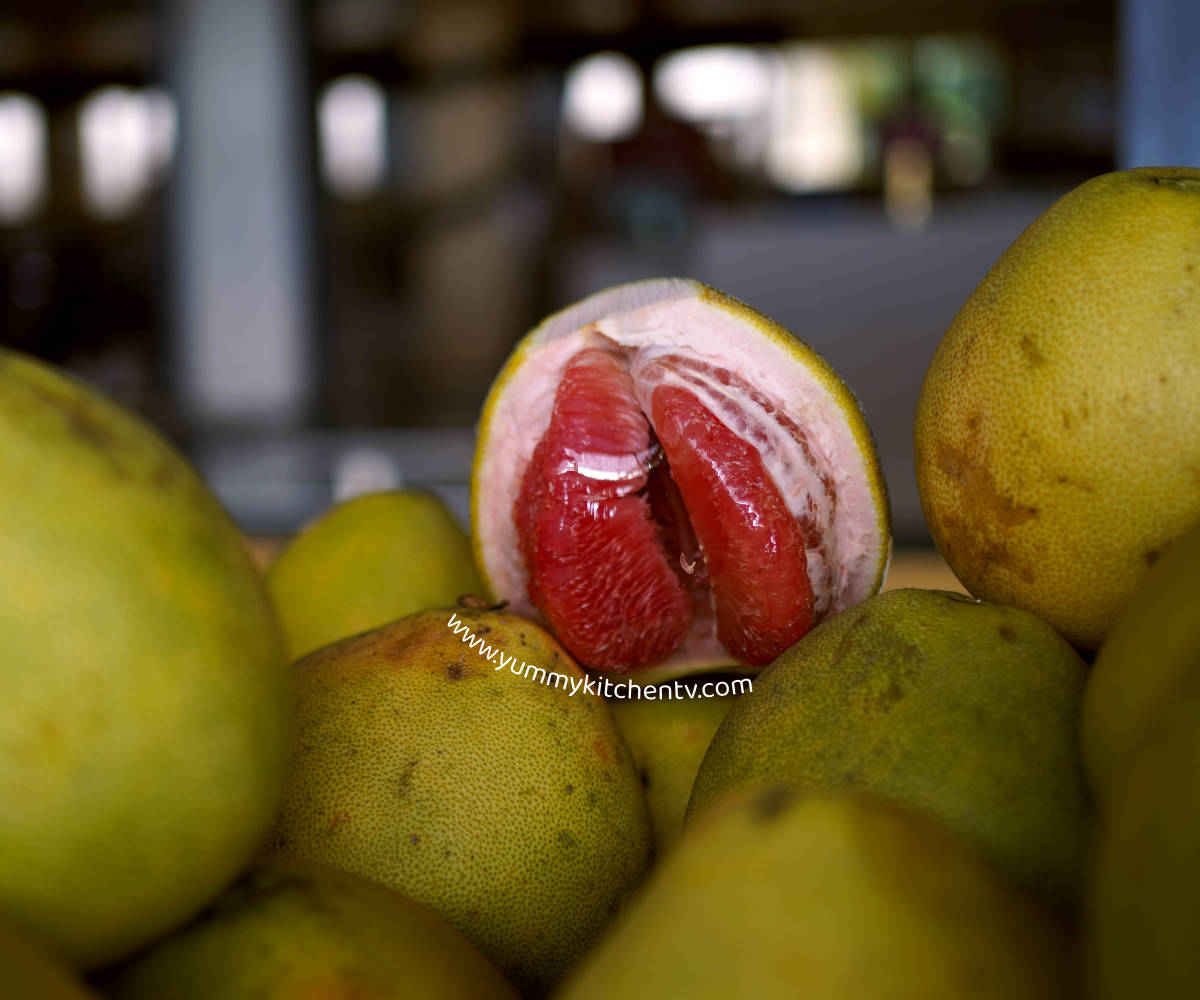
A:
[
  {"left": 609, "top": 686, "right": 736, "bottom": 852},
  {"left": 688, "top": 589, "right": 1092, "bottom": 906},
  {"left": 1086, "top": 658, "right": 1200, "bottom": 999},
  {"left": 559, "top": 789, "right": 1072, "bottom": 1000},
  {"left": 268, "top": 490, "right": 482, "bottom": 660},
  {"left": 915, "top": 167, "right": 1200, "bottom": 650},
  {"left": 0, "top": 350, "right": 291, "bottom": 968},
  {"left": 100, "top": 858, "right": 518, "bottom": 1000},
  {"left": 0, "top": 920, "right": 101, "bottom": 1000},
  {"left": 260, "top": 608, "right": 652, "bottom": 996},
  {"left": 1081, "top": 517, "right": 1200, "bottom": 801}
]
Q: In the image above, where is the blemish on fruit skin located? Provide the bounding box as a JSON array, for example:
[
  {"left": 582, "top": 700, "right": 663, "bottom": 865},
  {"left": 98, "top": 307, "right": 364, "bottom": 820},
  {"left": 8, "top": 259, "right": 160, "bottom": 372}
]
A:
[
  {"left": 998, "top": 624, "right": 1017, "bottom": 642},
  {"left": 1019, "top": 335, "right": 1047, "bottom": 367},
  {"left": 751, "top": 786, "right": 794, "bottom": 823},
  {"left": 445, "top": 662, "right": 464, "bottom": 681},
  {"left": 1144, "top": 548, "right": 1161, "bottom": 566},
  {"left": 409, "top": 833, "right": 420, "bottom": 845}
]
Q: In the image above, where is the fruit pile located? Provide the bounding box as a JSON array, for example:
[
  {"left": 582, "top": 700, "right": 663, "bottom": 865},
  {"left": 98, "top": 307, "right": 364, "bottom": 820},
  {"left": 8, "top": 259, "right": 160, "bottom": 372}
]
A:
[{"left": 1, "top": 166, "right": 1199, "bottom": 999}]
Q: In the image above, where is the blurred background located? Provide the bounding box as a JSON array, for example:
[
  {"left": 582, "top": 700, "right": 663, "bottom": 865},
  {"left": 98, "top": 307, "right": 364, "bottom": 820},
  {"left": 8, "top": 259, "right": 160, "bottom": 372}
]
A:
[{"left": 0, "top": 0, "right": 1194, "bottom": 543}]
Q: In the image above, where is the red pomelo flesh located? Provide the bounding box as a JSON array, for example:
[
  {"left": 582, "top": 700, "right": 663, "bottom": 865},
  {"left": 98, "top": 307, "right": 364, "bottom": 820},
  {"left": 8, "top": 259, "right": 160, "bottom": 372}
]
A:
[
  {"left": 516, "top": 349, "right": 693, "bottom": 670},
  {"left": 516, "top": 347, "right": 815, "bottom": 671},
  {"left": 649, "top": 384, "right": 814, "bottom": 665}
]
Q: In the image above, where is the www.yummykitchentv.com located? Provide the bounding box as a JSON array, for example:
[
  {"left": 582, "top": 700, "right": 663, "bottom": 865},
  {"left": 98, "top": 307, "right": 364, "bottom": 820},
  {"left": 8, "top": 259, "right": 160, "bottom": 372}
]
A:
[{"left": 447, "top": 613, "right": 753, "bottom": 700}]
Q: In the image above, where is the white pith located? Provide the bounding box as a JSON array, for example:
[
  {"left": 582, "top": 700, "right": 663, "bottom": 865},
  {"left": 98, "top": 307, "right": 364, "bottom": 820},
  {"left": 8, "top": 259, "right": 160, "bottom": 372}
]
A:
[{"left": 475, "top": 278, "right": 888, "bottom": 669}]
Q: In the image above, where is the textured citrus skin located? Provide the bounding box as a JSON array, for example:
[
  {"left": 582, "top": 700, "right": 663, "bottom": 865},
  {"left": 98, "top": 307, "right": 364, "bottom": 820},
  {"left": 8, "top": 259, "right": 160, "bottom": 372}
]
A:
[
  {"left": 915, "top": 168, "right": 1200, "bottom": 650},
  {"left": 0, "top": 921, "right": 101, "bottom": 1000},
  {"left": 268, "top": 490, "right": 483, "bottom": 660},
  {"left": 472, "top": 277, "right": 892, "bottom": 679},
  {"left": 1086, "top": 661, "right": 1200, "bottom": 1000},
  {"left": 101, "top": 859, "right": 519, "bottom": 1000},
  {"left": 610, "top": 690, "right": 736, "bottom": 852},
  {"left": 559, "top": 790, "right": 1072, "bottom": 1000},
  {"left": 687, "top": 589, "right": 1092, "bottom": 907},
  {"left": 261, "top": 608, "right": 652, "bottom": 997},
  {"left": 0, "top": 350, "right": 292, "bottom": 969},
  {"left": 1081, "top": 516, "right": 1200, "bottom": 800}
]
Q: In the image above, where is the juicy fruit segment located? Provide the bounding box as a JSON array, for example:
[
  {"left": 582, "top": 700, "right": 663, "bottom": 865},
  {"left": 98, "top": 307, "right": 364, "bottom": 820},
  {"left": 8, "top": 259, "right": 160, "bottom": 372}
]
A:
[
  {"left": 516, "top": 350, "right": 692, "bottom": 670},
  {"left": 260, "top": 608, "right": 652, "bottom": 997},
  {"left": 650, "top": 384, "right": 813, "bottom": 665},
  {"left": 474, "top": 279, "right": 892, "bottom": 679},
  {"left": 101, "top": 859, "right": 519, "bottom": 1000},
  {"left": 515, "top": 346, "right": 819, "bottom": 671},
  {"left": 558, "top": 790, "right": 1072, "bottom": 1000},
  {"left": 688, "top": 589, "right": 1092, "bottom": 907}
]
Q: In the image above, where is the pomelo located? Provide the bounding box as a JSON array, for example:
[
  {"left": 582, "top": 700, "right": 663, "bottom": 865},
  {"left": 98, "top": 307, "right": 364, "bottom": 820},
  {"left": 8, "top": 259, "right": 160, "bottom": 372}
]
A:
[
  {"left": 267, "top": 489, "right": 482, "bottom": 660},
  {"left": 687, "top": 588, "right": 1092, "bottom": 906},
  {"left": 1081, "top": 515, "right": 1200, "bottom": 800},
  {"left": 558, "top": 789, "right": 1072, "bottom": 1000},
  {"left": 0, "top": 920, "right": 100, "bottom": 999},
  {"left": 99, "top": 858, "right": 519, "bottom": 1000},
  {"left": 1086, "top": 657, "right": 1200, "bottom": 999},
  {"left": 0, "top": 350, "right": 291, "bottom": 968},
  {"left": 609, "top": 686, "right": 737, "bottom": 852},
  {"left": 471, "top": 278, "right": 891, "bottom": 677},
  {"left": 915, "top": 167, "right": 1200, "bottom": 650},
  {"left": 260, "top": 607, "right": 651, "bottom": 996}
]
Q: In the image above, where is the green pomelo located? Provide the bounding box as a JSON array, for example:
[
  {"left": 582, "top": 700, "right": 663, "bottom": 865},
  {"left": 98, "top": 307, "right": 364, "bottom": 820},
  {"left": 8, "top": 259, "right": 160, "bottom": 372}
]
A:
[
  {"left": 99, "top": 858, "right": 518, "bottom": 1000},
  {"left": 260, "top": 608, "right": 652, "bottom": 997},
  {"left": 1081, "top": 516, "right": 1200, "bottom": 801},
  {"left": 915, "top": 167, "right": 1200, "bottom": 650},
  {"left": 610, "top": 686, "right": 736, "bottom": 852},
  {"left": 559, "top": 789, "right": 1072, "bottom": 1000},
  {"left": 1086, "top": 658, "right": 1200, "bottom": 999},
  {"left": 0, "top": 920, "right": 101, "bottom": 999},
  {"left": 0, "top": 350, "right": 291, "bottom": 968},
  {"left": 267, "top": 490, "right": 483, "bottom": 661},
  {"left": 688, "top": 588, "right": 1092, "bottom": 906}
]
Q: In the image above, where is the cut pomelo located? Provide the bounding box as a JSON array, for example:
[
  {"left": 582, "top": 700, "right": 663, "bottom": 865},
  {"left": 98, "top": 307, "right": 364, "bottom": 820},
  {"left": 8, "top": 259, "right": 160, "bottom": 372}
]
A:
[{"left": 472, "top": 278, "right": 891, "bottom": 677}]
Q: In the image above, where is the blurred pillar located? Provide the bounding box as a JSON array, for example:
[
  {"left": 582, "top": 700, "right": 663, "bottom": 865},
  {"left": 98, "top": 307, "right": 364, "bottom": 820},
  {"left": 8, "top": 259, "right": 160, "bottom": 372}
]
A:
[
  {"left": 1119, "top": 0, "right": 1200, "bottom": 167},
  {"left": 164, "top": 0, "right": 316, "bottom": 427}
]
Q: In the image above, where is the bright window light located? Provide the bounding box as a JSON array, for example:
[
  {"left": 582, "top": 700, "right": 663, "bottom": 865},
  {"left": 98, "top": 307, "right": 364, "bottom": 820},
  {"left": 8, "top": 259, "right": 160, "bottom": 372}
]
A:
[
  {"left": 765, "top": 44, "right": 861, "bottom": 192},
  {"left": 79, "top": 86, "right": 177, "bottom": 219},
  {"left": 318, "top": 74, "right": 387, "bottom": 199},
  {"left": 0, "top": 93, "right": 47, "bottom": 223},
  {"left": 654, "top": 45, "right": 774, "bottom": 122},
  {"left": 562, "top": 51, "right": 643, "bottom": 142}
]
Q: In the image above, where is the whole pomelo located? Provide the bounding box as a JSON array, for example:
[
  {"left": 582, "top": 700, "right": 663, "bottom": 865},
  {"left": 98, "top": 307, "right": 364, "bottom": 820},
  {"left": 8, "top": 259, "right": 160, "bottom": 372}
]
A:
[
  {"left": 1086, "top": 656, "right": 1200, "bottom": 999},
  {"left": 268, "top": 489, "right": 483, "bottom": 660},
  {"left": 0, "top": 920, "right": 101, "bottom": 1000},
  {"left": 1081, "top": 516, "right": 1200, "bottom": 801},
  {"left": 260, "top": 607, "right": 652, "bottom": 996},
  {"left": 0, "top": 351, "right": 291, "bottom": 968},
  {"left": 559, "top": 789, "right": 1072, "bottom": 1000},
  {"left": 687, "top": 588, "right": 1092, "bottom": 906},
  {"left": 609, "top": 685, "right": 736, "bottom": 852},
  {"left": 100, "top": 858, "right": 518, "bottom": 1000},
  {"left": 915, "top": 167, "right": 1200, "bottom": 650}
]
